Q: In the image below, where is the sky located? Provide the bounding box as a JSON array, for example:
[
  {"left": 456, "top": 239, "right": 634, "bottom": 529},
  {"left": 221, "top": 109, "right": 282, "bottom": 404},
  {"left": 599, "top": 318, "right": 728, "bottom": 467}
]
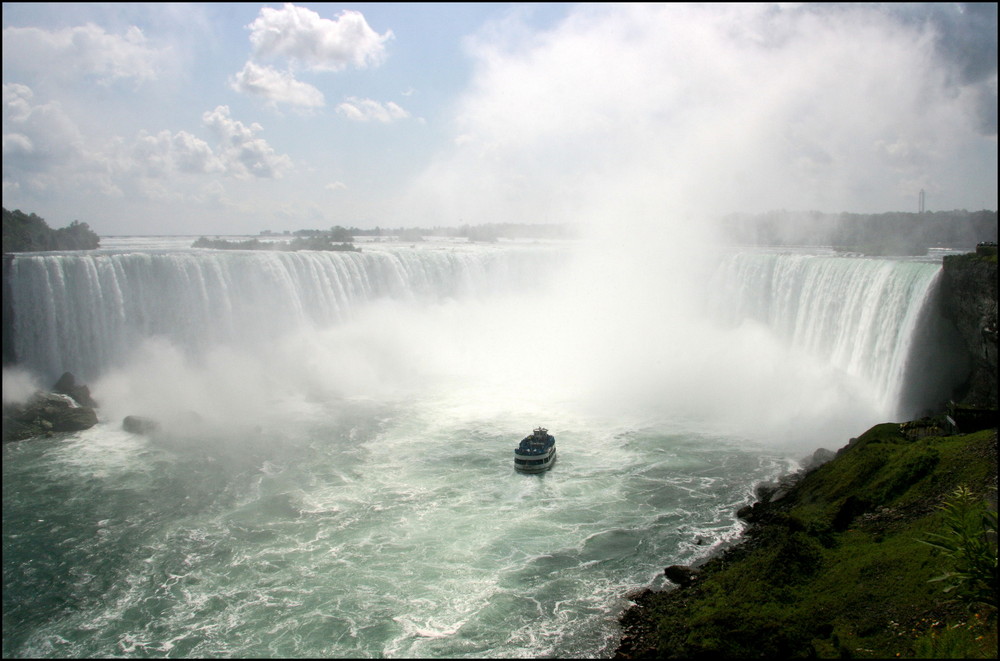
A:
[{"left": 2, "top": 2, "right": 997, "bottom": 236}]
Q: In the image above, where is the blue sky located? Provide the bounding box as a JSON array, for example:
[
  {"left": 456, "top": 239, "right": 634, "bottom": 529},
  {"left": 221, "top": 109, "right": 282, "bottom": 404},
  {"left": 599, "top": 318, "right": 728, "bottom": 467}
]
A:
[{"left": 2, "top": 3, "right": 997, "bottom": 236}]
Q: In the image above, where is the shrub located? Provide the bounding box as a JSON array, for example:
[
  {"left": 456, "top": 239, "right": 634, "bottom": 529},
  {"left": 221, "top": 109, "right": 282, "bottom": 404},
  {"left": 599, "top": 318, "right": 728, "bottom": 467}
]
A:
[{"left": 921, "top": 486, "right": 998, "bottom": 609}]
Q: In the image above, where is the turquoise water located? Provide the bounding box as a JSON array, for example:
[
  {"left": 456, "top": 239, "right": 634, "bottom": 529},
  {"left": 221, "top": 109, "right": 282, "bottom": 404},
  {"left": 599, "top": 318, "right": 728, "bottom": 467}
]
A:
[{"left": 3, "top": 395, "right": 787, "bottom": 658}]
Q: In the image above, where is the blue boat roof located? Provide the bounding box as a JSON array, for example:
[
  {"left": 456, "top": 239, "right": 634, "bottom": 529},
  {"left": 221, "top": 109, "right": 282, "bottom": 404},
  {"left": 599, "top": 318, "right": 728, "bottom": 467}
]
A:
[{"left": 516, "top": 431, "right": 555, "bottom": 455}]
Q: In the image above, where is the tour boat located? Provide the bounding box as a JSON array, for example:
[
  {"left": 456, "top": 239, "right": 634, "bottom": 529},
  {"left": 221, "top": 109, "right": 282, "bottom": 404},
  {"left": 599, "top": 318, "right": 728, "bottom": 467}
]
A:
[{"left": 514, "top": 427, "right": 557, "bottom": 472}]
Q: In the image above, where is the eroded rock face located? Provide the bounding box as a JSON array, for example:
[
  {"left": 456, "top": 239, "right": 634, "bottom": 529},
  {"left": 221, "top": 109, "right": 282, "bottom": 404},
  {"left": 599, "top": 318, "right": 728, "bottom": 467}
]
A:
[{"left": 939, "top": 250, "right": 998, "bottom": 408}]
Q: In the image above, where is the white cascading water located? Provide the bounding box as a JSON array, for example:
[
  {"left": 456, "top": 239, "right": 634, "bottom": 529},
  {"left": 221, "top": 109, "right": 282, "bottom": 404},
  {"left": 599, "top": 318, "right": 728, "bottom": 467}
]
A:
[
  {"left": 6, "top": 244, "right": 562, "bottom": 384},
  {"left": 707, "top": 250, "right": 943, "bottom": 419}
]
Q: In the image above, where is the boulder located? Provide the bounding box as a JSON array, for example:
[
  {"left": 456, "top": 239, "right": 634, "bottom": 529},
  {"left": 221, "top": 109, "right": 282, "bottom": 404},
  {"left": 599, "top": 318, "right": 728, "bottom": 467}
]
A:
[
  {"left": 3, "top": 390, "right": 98, "bottom": 441},
  {"left": 737, "top": 501, "right": 769, "bottom": 523},
  {"left": 801, "top": 447, "right": 836, "bottom": 471},
  {"left": 664, "top": 564, "right": 700, "bottom": 588},
  {"left": 122, "top": 415, "right": 160, "bottom": 435},
  {"left": 47, "top": 402, "right": 99, "bottom": 431},
  {"left": 52, "top": 371, "right": 98, "bottom": 408}
]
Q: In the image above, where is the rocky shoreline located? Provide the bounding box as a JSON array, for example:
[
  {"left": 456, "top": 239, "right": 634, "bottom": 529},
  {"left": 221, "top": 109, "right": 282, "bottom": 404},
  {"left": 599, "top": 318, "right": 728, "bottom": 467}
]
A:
[
  {"left": 614, "top": 444, "right": 847, "bottom": 658},
  {"left": 613, "top": 421, "right": 997, "bottom": 658}
]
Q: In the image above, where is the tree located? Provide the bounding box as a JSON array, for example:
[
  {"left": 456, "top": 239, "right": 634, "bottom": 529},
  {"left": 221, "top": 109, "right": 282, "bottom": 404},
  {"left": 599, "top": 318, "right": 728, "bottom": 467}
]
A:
[{"left": 329, "top": 225, "right": 354, "bottom": 242}]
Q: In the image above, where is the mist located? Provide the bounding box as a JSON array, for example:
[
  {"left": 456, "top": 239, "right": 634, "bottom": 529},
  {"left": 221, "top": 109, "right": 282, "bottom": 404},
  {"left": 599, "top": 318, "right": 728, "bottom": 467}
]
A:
[
  {"left": 379, "top": 2, "right": 993, "bottom": 446},
  {"left": 399, "top": 4, "right": 995, "bottom": 228},
  {"left": 70, "top": 240, "right": 905, "bottom": 455},
  {"left": 2, "top": 368, "right": 40, "bottom": 405}
]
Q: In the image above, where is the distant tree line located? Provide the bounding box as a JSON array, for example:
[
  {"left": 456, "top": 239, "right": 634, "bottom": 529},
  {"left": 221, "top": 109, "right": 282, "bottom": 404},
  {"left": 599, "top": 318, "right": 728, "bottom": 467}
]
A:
[
  {"left": 259, "top": 223, "right": 581, "bottom": 242},
  {"left": 2, "top": 208, "right": 100, "bottom": 252},
  {"left": 718, "top": 209, "right": 998, "bottom": 255},
  {"left": 192, "top": 235, "right": 360, "bottom": 252}
]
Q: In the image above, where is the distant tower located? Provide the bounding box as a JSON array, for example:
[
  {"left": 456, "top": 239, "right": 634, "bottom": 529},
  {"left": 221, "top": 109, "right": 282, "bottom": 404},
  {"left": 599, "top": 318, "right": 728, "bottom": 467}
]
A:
[{"left": 919, "top": 189, "right": 926, "bottom": 214}]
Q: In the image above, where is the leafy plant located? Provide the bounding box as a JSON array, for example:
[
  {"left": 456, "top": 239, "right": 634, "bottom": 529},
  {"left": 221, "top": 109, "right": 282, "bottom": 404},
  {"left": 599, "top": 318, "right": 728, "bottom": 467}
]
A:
[{"left": 921, "top": 486, "right": 998, "bottom": 609}]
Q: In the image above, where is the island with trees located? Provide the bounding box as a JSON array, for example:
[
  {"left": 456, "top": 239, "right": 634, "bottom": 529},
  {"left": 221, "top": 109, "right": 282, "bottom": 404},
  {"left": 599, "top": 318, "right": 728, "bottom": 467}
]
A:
[
  {"left": 2, "top": 208, "right": 100, "bottom": 252},
  {"left": 192, "top": 235, "right": 360, "bottom": 252}
]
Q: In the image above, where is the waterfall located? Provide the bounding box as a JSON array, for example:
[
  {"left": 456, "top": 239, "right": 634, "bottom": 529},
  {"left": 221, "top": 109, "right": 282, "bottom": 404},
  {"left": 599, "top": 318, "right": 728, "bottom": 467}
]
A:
[
  {"left": 5, "top": 244, "right": 951, "bottom": 423},
  {"left": 708, "top": 251, "right": 943, "bottom": 418},
  {"left": 5, "top": 245, "right": 559, "bottom": 383}
]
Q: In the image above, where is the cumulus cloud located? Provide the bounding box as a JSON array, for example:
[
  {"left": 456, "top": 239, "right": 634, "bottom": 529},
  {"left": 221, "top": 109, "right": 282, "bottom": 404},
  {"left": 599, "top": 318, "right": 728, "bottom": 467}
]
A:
[
  {"left": 3, "top": 132, "right": 33, "bottom": 156},
  {"left": 2, "top": 23, "right": 164, "bottom": 85},
  {"left": 325, "top": 181, "right": 348, "bottom": 191},
  {"left": 1, "top": 83, "right": 124, "bottom": 198},
  {"left": 3, "top": 83, "right": 33, "bottom": 122},
  {"left": 202, "top": 105, "right": 292, "bottom": 179},
  {"left": 229, "top": 61, "right": 325, "bottom": 108},
  {"left": 127, "top": 109, "right": 292, "bottom": 182},
  {"left": 3, "top": 82, "right": 293, "bottom": 204},
  {"left": 131, "top": 129, "right": 224, "bottom": 177},
  {"left": 247, "top": 4, "right": 392, "bottom": 72},
  {"left": 2, "top": 83, "right": 85, "bottom": 171},
  {"left": 231, "top": 5, "right": 392, "bottom": 108},
  {"left": 335, "top": 97, "right": 410, "bottom": 123}
]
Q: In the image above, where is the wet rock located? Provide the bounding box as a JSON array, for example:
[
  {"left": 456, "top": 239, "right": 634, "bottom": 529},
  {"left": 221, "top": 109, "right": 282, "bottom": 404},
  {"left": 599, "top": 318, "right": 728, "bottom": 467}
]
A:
[
  {"left": 122, "top": 415, "right": 160, "bottom": 435},
  {"left": 664, "top": 565, "right": 700, "bottom": 587},
  {"left": 52, "top": 371, "right": 98, "bottom": 408},
  {"left": 802, "top": 447, "right": 836, "bottom": 471},
  {"left": 3, "top": 390, "right": 98, "bottom": 441}
]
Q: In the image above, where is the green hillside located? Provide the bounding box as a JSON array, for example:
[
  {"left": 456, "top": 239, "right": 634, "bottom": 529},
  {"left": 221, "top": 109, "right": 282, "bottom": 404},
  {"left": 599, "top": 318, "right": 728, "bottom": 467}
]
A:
[{"left": 617, "top": 423, "right": 997, "bottom": 659}]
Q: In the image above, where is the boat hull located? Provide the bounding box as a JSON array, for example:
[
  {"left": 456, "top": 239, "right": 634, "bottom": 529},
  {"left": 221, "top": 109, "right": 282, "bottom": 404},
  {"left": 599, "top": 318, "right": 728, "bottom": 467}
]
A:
[{"left": 514, "top": 448, "right": 557, "bottom": 473}]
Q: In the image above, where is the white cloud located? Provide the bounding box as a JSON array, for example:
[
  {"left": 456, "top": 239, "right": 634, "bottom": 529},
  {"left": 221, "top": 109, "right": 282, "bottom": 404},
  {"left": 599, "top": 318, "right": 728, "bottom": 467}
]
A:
[
  {"left": 202, "top": 106, "right": 292, "bottom": 179},
  {"left": 336, "top": 97, "right": 410, "bottom": 123},
  {"left": 3, "top": 83, "right": 34, "bottom": 122},
  {"left": 229, "top": 61, "right": 325, "bottom": 108},
  {"left": 1, "top": 83, "right": 123, "bottom": 198},
  {"left": 3, "top": 83, "right": 293, "bottom": 206},
  {"left": 2, "top": 83, "right": 85, "bottom": 171},
  {"left": 2, "top": 23, "right": 164, "bottom": 85},
  {"left": 124, "top": 109, "right": 294, "bottom": 183},
  {"left": 131, "top": 129, "right": 224, "bottom": 177},
  {"left": 232, "top": 5, "right": 391, "bottom": 107},
  {"left": 246, "top": 4, "right": 392, "bottom": 72},
  {"left": 3, "top": 132, "right": 33, "bottom": 156},
  {"left": 325, "top": 181, "right": 348, "bottom": 191}
]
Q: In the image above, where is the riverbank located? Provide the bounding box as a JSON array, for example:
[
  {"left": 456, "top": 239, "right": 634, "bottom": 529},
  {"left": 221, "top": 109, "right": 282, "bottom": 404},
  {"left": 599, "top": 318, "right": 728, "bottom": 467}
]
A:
[{"left": 613, "top": 421, "right": 998, "bottom": 658}]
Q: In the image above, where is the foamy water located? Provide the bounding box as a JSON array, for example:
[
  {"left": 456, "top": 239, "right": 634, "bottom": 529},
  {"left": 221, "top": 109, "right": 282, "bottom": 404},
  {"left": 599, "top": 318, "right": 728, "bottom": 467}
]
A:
[{"left": 3, "top": 389, "right": 790, "bottom": 657}]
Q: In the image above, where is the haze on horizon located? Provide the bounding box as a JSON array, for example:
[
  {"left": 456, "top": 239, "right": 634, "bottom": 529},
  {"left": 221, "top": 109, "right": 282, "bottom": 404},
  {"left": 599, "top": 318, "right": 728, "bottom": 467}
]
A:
[{"left": 2, "top": 2, "right": 997, "bottom": 237}]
